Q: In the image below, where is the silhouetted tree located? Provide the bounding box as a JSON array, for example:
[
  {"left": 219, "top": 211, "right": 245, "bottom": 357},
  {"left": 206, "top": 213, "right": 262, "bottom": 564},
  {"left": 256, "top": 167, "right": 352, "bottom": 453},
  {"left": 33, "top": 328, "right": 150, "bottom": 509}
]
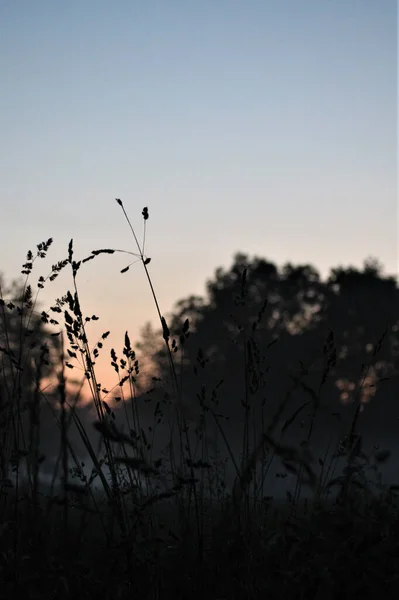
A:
[
  {"left": 0, "top": 273, "right": 61, "bottom": 483},
  {"left": 136, "top": 253, "right": 399, "bottom": 448}
]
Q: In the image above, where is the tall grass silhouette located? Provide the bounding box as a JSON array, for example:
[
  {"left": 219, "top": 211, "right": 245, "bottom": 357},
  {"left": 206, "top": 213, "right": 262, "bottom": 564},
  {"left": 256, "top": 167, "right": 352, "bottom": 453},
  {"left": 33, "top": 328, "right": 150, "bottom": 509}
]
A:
[{"left": 0, "top": 201, "right": 398, "bottom": 599}]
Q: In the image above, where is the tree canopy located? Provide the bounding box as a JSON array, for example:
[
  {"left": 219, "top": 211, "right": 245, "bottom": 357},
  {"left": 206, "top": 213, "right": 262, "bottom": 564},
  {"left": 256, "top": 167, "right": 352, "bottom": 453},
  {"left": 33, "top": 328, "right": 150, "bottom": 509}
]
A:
[
  {"left": 136, "top": 253, "right": 399, "bottom": 451},
  {"left": 0, "top": 273, "right": 62, "bottom": 482}
]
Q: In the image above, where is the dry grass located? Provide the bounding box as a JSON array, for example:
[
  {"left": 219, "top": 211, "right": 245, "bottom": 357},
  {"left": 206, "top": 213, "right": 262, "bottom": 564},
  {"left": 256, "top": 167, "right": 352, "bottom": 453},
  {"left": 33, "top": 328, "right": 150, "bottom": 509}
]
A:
[{"left": 1, "top": 201, "right": 399, "bottom": 599}]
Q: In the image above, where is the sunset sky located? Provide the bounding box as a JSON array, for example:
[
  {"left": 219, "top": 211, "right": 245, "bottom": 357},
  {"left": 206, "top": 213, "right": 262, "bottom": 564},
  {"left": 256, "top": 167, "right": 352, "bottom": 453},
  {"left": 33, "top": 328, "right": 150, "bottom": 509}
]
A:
[{"left": 1, "top": 0, "right": 397, "bottom": 395}]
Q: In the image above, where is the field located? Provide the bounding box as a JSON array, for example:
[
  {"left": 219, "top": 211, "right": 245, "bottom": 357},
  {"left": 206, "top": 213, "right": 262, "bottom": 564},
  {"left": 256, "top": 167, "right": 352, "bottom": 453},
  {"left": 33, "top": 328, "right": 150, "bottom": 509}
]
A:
[{"left": 1, "top": 202, "right": 399, "bottom": 599}]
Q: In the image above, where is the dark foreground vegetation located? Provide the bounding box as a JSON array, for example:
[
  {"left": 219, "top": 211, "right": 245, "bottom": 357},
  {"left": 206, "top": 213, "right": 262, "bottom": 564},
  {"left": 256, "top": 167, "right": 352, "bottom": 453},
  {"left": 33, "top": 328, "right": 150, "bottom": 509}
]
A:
[{"left": 1, "top": 200, "right": 399, "bottom": 599}]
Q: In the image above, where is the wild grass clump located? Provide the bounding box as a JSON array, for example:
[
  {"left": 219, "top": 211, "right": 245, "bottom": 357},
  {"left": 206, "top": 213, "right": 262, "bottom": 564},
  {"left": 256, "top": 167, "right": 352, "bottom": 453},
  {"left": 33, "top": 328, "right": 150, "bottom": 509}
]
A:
[{"left": 1, "top": 200, "right": 398, "bottom": 599}]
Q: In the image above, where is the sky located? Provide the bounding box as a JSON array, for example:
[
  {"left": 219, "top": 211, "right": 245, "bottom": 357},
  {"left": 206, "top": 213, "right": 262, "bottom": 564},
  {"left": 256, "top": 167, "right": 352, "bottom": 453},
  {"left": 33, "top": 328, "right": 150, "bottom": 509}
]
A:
[{"left": 1, "top": 0, "right": 397, "bottom": 394}]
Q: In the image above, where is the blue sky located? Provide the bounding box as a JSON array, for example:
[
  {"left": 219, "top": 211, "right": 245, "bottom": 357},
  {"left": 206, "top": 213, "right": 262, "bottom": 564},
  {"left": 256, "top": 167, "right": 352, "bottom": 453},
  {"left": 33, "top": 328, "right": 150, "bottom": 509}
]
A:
[{"left": 1, "top": 0, "right": 397, "bottom": 389}]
